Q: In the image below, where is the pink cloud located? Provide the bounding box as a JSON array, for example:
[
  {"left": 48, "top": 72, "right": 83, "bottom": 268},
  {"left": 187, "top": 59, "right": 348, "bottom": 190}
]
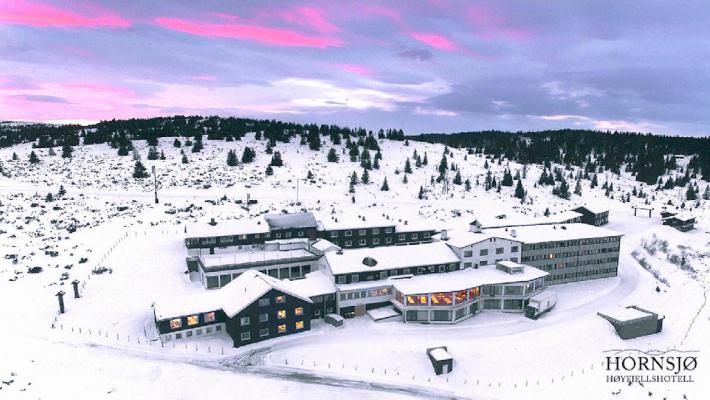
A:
[
  {"left": 410, "top": 32, "right": 458, "bottom": 51},
  {"left": 279, "top": 6, "right": 337, "bottom": 34},
  {"left": 359, "top": 5, "right": 401, "bottom": 22},
  {"left": 467, "top": 5, "right": 532, "bottom": 40},
  {"left": 191, "top": 75, "right": 217, "bottom": 81},
  {"left": 335, "top": 64, "right": 373, "bottom": 77},
  {"left": 0, "top": 0, "right": 130, "bottom": 28},
  {"left": 154, "top": 16, "right": 342, "bottom": 48}
]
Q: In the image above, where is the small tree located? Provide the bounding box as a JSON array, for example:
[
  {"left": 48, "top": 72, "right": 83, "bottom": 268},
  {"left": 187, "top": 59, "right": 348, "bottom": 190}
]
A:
[
  {"left": 58, "top": 185, "right": 66, "bottom": 197},
  {"left": 453, "top": 171, "right": 462, "bottom": 185},
  {"left": 173, "top": 138, "right": 181, "bottom": 148},
  {"left": 61, "top": 143, "right": 72, "bottom": 158},
  {"left": 269, "top": 151, "right": 283, "bottom": 167},
  {"left": 147, "top": 146, "right": 160, "bottom": 160},
  {"left": 574, "top": 179, "right": 582, "bottom": 196},
  {"left": 686, "top": 184, "right": 697, "bottom": 200},
  {"left": 45, "top": 192, "right": 53, "bottom": 202},
  {"left": 241, "top": 147, "right": 256, "bottom": 163},
  {"left": 181, "top": 154, "right": 189, "bottom": 164},
  {"left": 265, "top": 165, "right": 274, "bottom": 176},
  {"left": 133, "top": 160, "right": 149, "bottom": 178},
  {"left": 12, "top": 152, "right": 18, "bottom": 161},
  {"left": 327, "top": 148, "right": 339, "bottom": 162},
  {"left": 514, "top": 180, "right": 525, "bottom": 199},
  {"left": 380, "top": 177, "right": 389, "bottom": 191},
  {"left": 29, "top": 151, "right": 40, "bottom": 164},
  {"left": 418, "top": 186, "right": 424, "bottom": 199},
  {"left": 226, "top": 150, "right": 239, "bottom": 166},
  {"left": 361, "top": 169, "right": 370, "bottom": 184},
  {"left": 404, "top": 159, "right": 412, "bottom": 174}
]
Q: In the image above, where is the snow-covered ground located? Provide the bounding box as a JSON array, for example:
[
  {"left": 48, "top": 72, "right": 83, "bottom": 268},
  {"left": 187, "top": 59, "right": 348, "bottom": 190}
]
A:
[{"left": 0, "top": 135, "right": 708, "bottom": 399}]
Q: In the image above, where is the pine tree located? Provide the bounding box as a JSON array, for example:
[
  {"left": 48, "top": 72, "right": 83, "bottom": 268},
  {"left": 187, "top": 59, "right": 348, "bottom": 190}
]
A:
[
  {"left": 269, "top": 151, "right": 284, "bottom": 167},
  {"left": 226, "top": 150, "right": 238, "bottom": 166},
  {"left": 350, "top": 171, "right": 358, "bottom": 186},
  {"left": 380, "top": 177, "right": 389, "bottom": 191},
  {"left": 453, "top": 171, "right": 462, "bottom": 185},
  {"left": 307, "top": 170, "right": 314, "bottom": 180},
  {"left": 574, "top": 179, "right": 582, "bottom": 196},
  {"left": 483, "top": 160, "right": 489, "bottom": 169},
  {"left": 29, "top": 151, "right": 40, "bottom": 164},
  {"left": 373, "top": 157, "right": 380, "bottom": 169},
  {"left": 191, "top": 134, "right": 203, "bottom": 153},
  {"left": 12, "top": 152, "right": 18, "bottom": 161},
  {"left": 362, "top": 169, "right": 370, "bottom": 184},
  {"left": 465, "top": 178, "right": 471, "bottom": 192},
  {"left": 58, "top": 185, "right": 66, "bottom": 197},
  {"left": 327, "top": 148, "right": 339, "bottom": 162},
  {"left": 703, "top": 185, "right": 710, "bottom": 200},
  {"left": 45, "top": 192, "right": 53, "bottom": 202},
  {"left": 438, "top": 154, "right": 448, "bottom": 174},
  {"left": 501, "top": 169, "right": 514, "bottom": 186},
  {"left": 61, "top": 143, "right": 72, "bottom": 158},
  {"left": 418, "top": 186, "right": 424, "bottom": 199},
  {"left": 402, "top": 174, "right": 408, "bottom": 184},
  {"left": 591, "top": 173, "right": 598, "bottom": 188},
  {"left": 686, "top": 184, "right": 697, "bottom": 200},
  {"left": 241, "top": 147, "right": 256, "bottom": 163},
  {"left": 160, "top": 150, "right": 166, "bottom": 160},
  {"left": 422, "top": 152, "right": 428, "bottom": 165},
  {"left": 404, "top": 159, "right": 412, "bottom": 174},
  {"left": 173, "top": 138, "right": 181, "bottom": 148},
  {"left": 48, "top": 147, "right": 56, "bottom": 156},
  {"left": 514, "top": 180, "right": 525, "bottom": 199},
  {"left": 265, "top": 165, "right": 274, "bottom": 176},
  {"left": 544, "top": 208, "right": 550, "bottom": 217},
  {"left": 553, "top": 179, "right": 571, "bottom": 199},
  {"left": 133, "top": 160, "right": 149, "bottom": 178},
  {"left": 181, "top": 154, "right": 188, "bottom": 164},
  {"left": 147, "top": 146, "right": 160, "bottom": 160}
]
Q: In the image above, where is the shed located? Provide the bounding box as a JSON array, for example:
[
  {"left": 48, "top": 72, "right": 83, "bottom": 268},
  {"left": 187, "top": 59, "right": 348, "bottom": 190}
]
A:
[
  {"left": 597, "top": 306, "right": 664, "bottom": 340},
  {"left": 662, "top": 214, "right": 696, "bottom": 232},
  {"left": 426, "top": 346, "right": 453, "bottom": 375}
]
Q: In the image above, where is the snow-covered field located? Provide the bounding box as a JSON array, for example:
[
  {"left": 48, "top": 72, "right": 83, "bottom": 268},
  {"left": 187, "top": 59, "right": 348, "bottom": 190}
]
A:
[{"left": 0, "top": 135, "right": 708, "bottom": 399}]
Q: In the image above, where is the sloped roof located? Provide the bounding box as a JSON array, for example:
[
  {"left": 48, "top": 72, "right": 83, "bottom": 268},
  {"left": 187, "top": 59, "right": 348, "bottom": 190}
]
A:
[
  {"left": 154, "top": 270, "right": 313, "bottom": 320},
  {"left": 265, "top": 212, "right": 318, "bottom": 230}
]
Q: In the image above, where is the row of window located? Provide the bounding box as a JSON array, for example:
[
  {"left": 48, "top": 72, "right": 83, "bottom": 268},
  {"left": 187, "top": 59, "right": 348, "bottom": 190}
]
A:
[
  {"left": 335, "top": 263, "right": 460, "bottom": 284},
  {"left": 239, "top": 307, "right": 304, "bottom": 326},
  {"left": 169, "top": 311, "right": 216, "bottom": 330},
  {"left": 545, "top": 268, "right": 616, "bottom": 281},
  {"left": 167, "top": 324, "right": 223, "bottom": 340},
  {"left": 239, "top": 321, "right": 305, "bottom": 341},
  {"left": 192, "top": 229, "right": 313, "bottom": 246},
  {"left": 330, "top": 227, "right": 394, "bottom": 237},
  {"left": 522, "top": 237, "right": 620, "bottom": 250},
  {"left": 528, "top": 258, "right": 619, "bottom": 271},
  {"left": 463, "top": 246, "right": 519, "bottom": 258},
  {"left": 462, "top": 257, "right": 518, "bottom": 269},
  {"left": 339, "top": 287, "right": 391, "bottom": 301},
  {"left": 258, "top": 295, "right": 286, "bottom": 307}
]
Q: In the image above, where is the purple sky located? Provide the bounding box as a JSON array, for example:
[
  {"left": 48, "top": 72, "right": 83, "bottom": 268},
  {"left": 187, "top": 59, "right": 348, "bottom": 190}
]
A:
[{"left": 1, "top": 0, "right": 709, "bottom": 136}]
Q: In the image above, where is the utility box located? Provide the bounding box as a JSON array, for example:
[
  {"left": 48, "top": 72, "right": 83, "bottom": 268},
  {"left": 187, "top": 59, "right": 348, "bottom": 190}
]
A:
[{"left": 426, "top": 346, "right": 453, "bottom": 375}]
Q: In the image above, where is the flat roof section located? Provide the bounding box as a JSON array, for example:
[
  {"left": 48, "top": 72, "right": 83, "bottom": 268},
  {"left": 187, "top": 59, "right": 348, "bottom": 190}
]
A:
[{"left": 324, "top": 242, "right": 460, "bottom": 275}]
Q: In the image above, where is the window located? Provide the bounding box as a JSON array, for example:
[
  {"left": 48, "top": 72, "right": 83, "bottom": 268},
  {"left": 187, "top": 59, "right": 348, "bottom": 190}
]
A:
[
  {"left": 277, "top": 310, "right": 286, "bottom": 319},
  {"left": 398, "top": 234, "right": 405, "bottom": 241},
  {"left": 204, "top": 312, "right": 215, "bottom": 323},
  {"left": 169, "top": 318, "right": 182, "bottom": 329},
  {"left": 405, "top": 294, "right": 428, "bottom": 305},
  {"left": 424, "top": 232, "right": 431, "bottom": 238},
  {"left": 259, "top": 298, "right": 270, "bottom": 307},
  {"left": 480, "top": 249, "right": 488, "bottom": 256},
  {"left": 314, "top": 309, "right": 321, "bottom": 316},
  {"left": 295, "top": 321, "right": 304, "bottom": 330},
  {"left": 175, "top": 333, "right": 182, "bottom": 339},
  {"left": 295, "top": 307, "right": 304, "bottom": 316},
  {"left": 240, "top": 317, "right": 250, "bottom": 326},
  {"left": 345, "top": 240, "right": 352, "bottom": 247},
  {"left": 379, "top": 270, "right": 387, "bottom": 279},
  {"left": 285, "top": 232, "right": 291, "bottom": 238},
  {"left": 469, "top": 286, "right": 480, "bottom": 299},
  {"left": 431, "top": 310, "right": 451, "bottom": 321},
  {"left": 511, "top": 246, "right": 519, "bottom": 252},
  {"left": 196, "top": 329, "right": 202, "bottom": 336},
  {"left": 406, "top": 310, "right": 428, "bottom": 321},
  {"left": 510, "top": 257, "right": 518, "bottom": 263},
  {"left": 260, "top": 328, "right": 269, "bottom": 337},
  {"left": 344, "top": 230, "right": 352, "bottom": 237},
  {"left": 337, "top": 275, "right": 346, "bottom": 284},
  {"left": 187, "top": 315, "right": 198, "bottom": 326},
  {"left": 455, "top": 290, "right": 468, "bottom": 304},
  {"left": 298, "top": 230, "right": 304, "bottom": 237},
  {"left": 216, "top": 325, "right": 222, "bottom": 331},
  {"left": 275, "top": 295, "right": 286, "bottom": 304},
  {"left": 430, "top": 292, "right": 453, "bottom": 306},
  {"left": 496, "top": 247, "right": 504, "bottom": 254},
  {"left": 373, "top": 238, "right": 380, "bottom": 245},
  {"left": 480, "top": 260, "right": 488, "bottom": 266},
  {"left": 330, "top": 231, "right": 338, "bottom": 238},
  {"left": 385, "top": 237, "right": 392, "bottom": 244},
  {"left": 277, "top": 324, "right": 286, "bottom": 334},
  {"left": 359, "top": 239, "right": 366, "bottom": 246},
  {"left": 352, "top": 274, "right": 359, "bottom": 282},
  {"left": 259, "top": 313, "right": 269, "bottom": 323},
  {"left": 240, "top": 332, "right": 250, "bottom": 341},
  {"left": 359, "top": 229, "right": 366, "bottom": 236},
  {"left": 463, "top": 250, "right": 473, "bottom": 257},
  {"left": 385, "top": 228, "right": 393, "bottom": 234},
  {"left": 275, "top": 233, "right": 282, "bottom": 239},
  {"left": 464, "top": 262, "right": 472, "bottom": 268},
  {"left": 372, "top": 228, "right": 380, "bottom": 234},
  {"left": 412, "top": 233, "right": 419, "bottom": 240}
]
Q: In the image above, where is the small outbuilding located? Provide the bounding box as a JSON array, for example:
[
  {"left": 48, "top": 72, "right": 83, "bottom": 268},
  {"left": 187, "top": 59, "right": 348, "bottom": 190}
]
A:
[
  {"left": 598, "top": 306, "right": 664, "bottom": 340},
  {"left": 662, "top": 214, "right": 696, "bottom": 232},
  {"left": 426, "top": 346, "right": 454, "bottom": 375},
  {"left": 572, "top": 205, "right": 609, "bottom": 226}
]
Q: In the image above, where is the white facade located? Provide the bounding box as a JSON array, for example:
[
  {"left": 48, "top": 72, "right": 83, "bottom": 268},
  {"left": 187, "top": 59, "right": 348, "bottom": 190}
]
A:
[{"left": 447, "top": 236, "right": 522, "bottom": 269}]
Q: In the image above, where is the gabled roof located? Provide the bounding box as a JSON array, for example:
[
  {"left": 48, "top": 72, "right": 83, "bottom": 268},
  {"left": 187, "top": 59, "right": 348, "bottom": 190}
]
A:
[
  {"left": 264, "top": 212, "right": 318, "bottom": 230},
  {"left": 154, "top": 270, "right": 313, "bottom": 321}
]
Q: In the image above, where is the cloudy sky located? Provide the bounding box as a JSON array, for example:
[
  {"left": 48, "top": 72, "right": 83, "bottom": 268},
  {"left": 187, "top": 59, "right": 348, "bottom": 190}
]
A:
[{"left": 1, "top": 0, "right": 709, "bottom": 136}]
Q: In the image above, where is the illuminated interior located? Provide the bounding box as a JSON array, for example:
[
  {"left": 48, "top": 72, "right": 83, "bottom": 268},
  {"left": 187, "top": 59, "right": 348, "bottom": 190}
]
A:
[
  {"left": 469, "top": 286, "right": 480, "bottom": 299},
  {"left": 405, "top": 295, "right": 428, "bottom": 305},
  {"left": 294, "top": 307, "right": 303, "bottom": 316},
  {"left": 187, "top": 315, "right": 198, "bottom": 326},
  {"left": 275, "top": 295, "right": 286, "bottom": 303},
  {"left": 204, "top": 312, "right": 215, "bottom": 323},
  {"left": 169, "top": 318, "right": 182, "bottom": 329},
  {"left": 277, "top": 309, "right": 286, "bottom": 319},
  {"left": 277, "top": 324, "right": 286, "bottom": 333},
  {"left": 295, "top": 321, "right": 304, "bottom": 330},
  {"left": 455, "top": 290, "right": 467, "bottom": 304},
  {"left": 431, "top": 292, "right": 453, "bottom": 306}
]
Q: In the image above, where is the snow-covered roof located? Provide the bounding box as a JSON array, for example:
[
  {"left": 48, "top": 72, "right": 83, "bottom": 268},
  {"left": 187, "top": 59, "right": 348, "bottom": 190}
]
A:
[
  {"left": 599, "top": 307, "right": 654, "bottom": 322},
  {"left": 324, "top": 242, "right": 460, "bottom": 275},
  {"left": 472, "top": 210, "right": 582, "bottom": 229},
  {"left": 392, "top": 264, "right": 548, "bottom": 294},
  {"left": 264, "top": 212, "right": 318, "bottom": 230},
  {"left": 288, "top": 271, "right": 336, "bottom": 297},
  {"left": 311, "top": 238, "right": 341, "bottom": 253},
  {"left": 317, "top": 214, "right": 394, "bottom": 231},
  {"left": 483, "top": 223, "right": 622, "bottom": 244},
  {"left": 154, "top": 270, "right": 313, "bottom": 320},
  {"left": 198, "top": 248, "right": 318, "bottom": 270},
  {"left": 394, "top": 218, "right": 441, "bottom": 233},
  {"left": 662, "top": 213, "right": 696, "bottom": 222},
  {"left": 185, "top": 217, "right": 269, "bottom": 238},
  {"left": 438, "top": 229, "right": 520, "bottom": 248},
  {"left": 574, "top": 204, "right": 609, "bottom": 215},
  {"left": 429, "top": 348, "right": 453, "bottom": 362}
]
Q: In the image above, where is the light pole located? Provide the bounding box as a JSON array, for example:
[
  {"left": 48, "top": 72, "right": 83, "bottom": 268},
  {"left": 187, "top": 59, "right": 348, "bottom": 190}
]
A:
[{"left": 152, "top": 165, "right": 158, "bottom": 204}]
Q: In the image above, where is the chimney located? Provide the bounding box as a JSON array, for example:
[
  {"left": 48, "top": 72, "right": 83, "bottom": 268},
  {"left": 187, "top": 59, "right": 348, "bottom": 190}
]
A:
[
  {"left": 208, "top": 218, "right": 217, "bottom": 226},
  {"left": 440, "top": 229, "right": 449, "bottom": 241},
  {"left": 469, "top": 221, "right": 482, "bottom": 233},
  {"left": 510, "top": 229, "right": 517, "bottom": 238}
]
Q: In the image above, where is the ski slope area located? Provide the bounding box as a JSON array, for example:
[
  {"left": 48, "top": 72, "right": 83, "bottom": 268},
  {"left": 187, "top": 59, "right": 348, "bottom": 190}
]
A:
[{"left": 0, "top": 135, "right": 708, "bottom": 399}]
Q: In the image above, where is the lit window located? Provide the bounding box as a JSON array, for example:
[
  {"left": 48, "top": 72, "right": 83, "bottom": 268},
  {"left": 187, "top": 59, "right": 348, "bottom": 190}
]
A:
[
  {"left": 295, "top": 321, "right": 304, "bottom": 330},
  {"left": 469, "top": 287, "right": 480, "bottom": 299},
  {"left": 169, "top": 318, "right": 182, "bottom": 329},
  {"left": 277, "top": 324, "right": 286, "bottom": 334},
  {"left": 187, "top": 315, "right": 198, "bottom": 326},
  {"left": 455, "top": 290, "right": 468, "bottom": 304},
  {"left": 277, "top": 310, "right": 286, "bottom": 319},
  {"left": 275, "top": 295, "right": 285, "bottom": 304},
  {"left": 431, "top": 292, "right": 453, "bottom": 306},
  {"left": 295, "top": 307, "right": 304, "bottom": 316},
  {"left": 204, "top": 312, "right": 215, "bottom": 323}
]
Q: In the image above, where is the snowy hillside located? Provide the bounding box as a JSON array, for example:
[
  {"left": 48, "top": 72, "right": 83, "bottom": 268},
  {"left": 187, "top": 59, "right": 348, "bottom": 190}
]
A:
[{"left": 0, "top": 134, "right": 708, "bottom": 399}]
